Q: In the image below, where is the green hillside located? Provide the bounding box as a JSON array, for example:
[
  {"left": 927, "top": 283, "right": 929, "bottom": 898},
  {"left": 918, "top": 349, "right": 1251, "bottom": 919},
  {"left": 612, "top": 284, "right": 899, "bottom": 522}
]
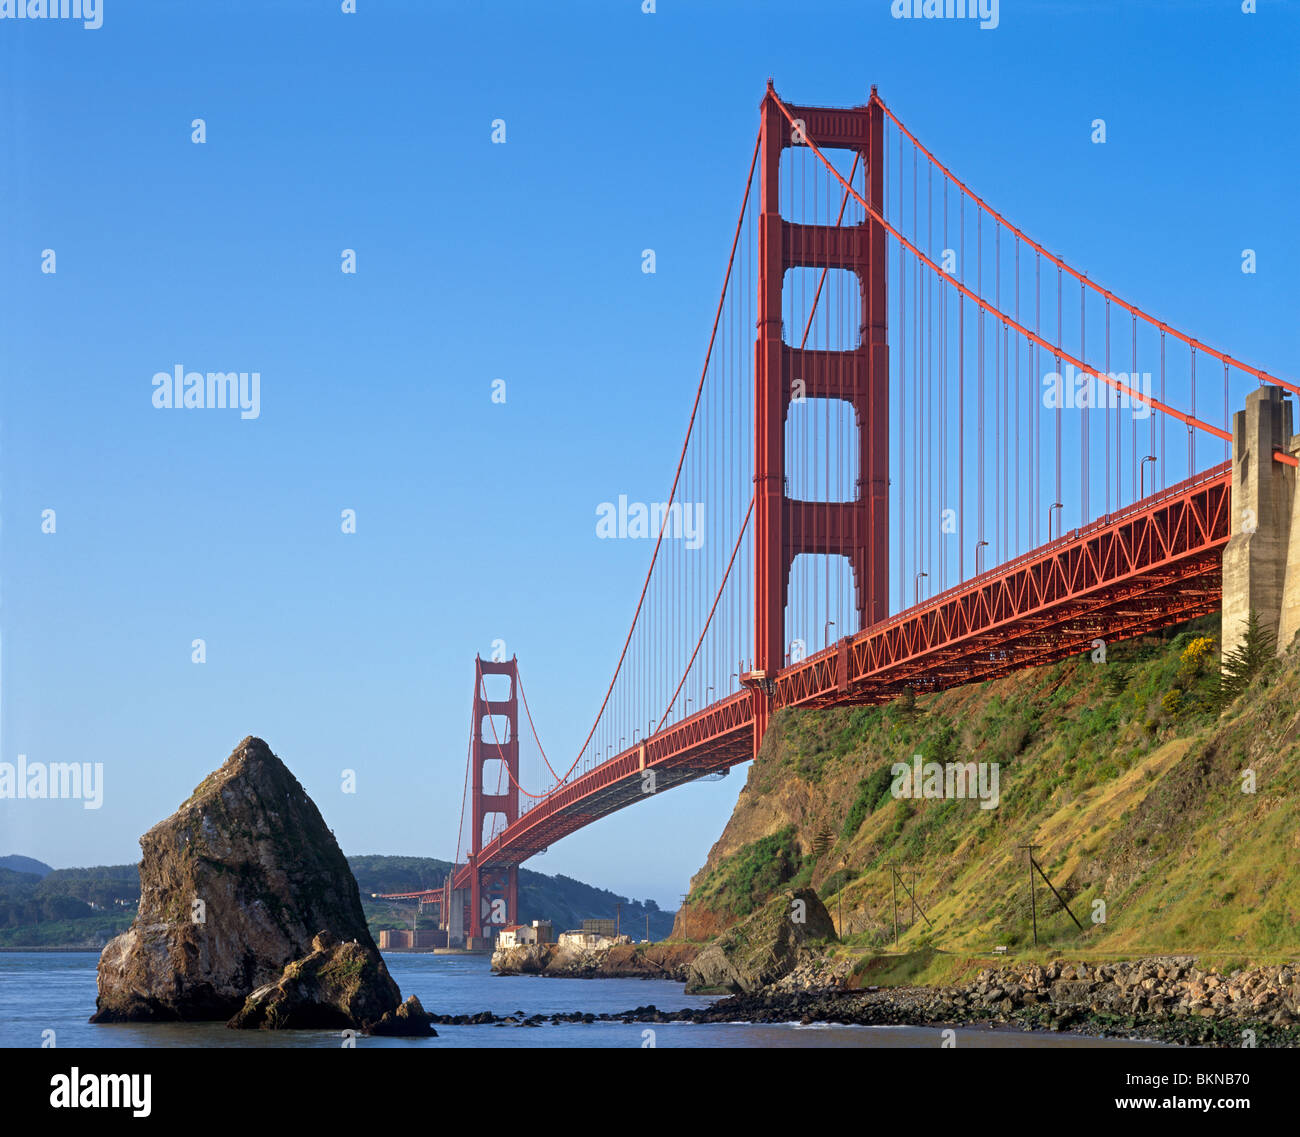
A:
[{"left": 679, "top": 614, "right": 1300, "bottom": 970}]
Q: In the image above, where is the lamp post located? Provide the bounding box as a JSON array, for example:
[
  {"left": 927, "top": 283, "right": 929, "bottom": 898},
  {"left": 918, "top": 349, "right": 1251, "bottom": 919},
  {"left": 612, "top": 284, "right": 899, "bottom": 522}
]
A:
[
  {"left": 1049, "top": 501, "right": 1064, "bottom": 540},
  {"left": 975, "top": 539, "right": 989, "bottom": 575},
  {"left": 1141, "top": 455, "right": 1157, "bottom": 498},
  {"left": 915, "top": 571, "right": 928, "bottom": 606}
]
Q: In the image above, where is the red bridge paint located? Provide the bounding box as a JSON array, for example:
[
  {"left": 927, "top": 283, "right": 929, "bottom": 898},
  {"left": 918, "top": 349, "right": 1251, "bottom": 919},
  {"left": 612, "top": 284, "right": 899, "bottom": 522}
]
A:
[{"left": 383, "top": 84, "right": 1288, "bottom": 935}]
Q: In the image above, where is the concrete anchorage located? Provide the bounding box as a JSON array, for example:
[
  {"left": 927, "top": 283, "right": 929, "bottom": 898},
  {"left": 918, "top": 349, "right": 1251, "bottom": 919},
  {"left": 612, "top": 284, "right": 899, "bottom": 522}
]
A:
[{"left": 1221, "top": 384, "right": 1300, "bottom": 658}]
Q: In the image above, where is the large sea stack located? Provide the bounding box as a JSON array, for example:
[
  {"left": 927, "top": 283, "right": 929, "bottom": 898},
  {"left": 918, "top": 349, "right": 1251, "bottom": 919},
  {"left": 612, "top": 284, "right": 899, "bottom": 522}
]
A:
[{"left": 90, "top": 736, "right": 402, "bottom": 1028}]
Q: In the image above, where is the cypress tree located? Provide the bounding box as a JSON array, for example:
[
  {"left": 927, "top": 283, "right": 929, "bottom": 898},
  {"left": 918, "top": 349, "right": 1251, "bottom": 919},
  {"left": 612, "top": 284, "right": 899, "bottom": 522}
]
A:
[{"left": 1218, "top": 609, "right": 1277, "bottom": 707}]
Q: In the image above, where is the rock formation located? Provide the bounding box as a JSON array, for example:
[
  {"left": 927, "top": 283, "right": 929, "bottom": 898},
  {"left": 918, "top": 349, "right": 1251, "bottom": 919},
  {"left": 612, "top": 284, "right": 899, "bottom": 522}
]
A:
[
  {"left": 492, "top": 940, "right": 699, "bottom": 981},
  {"left": 228, "top": 930, "right": 433, "bottom": 1034},
  {"left": 939, "top": 956, "right": 1300, "bottom": 1031},
  {"left": 685, "top": 887, "right": 837, "bottom": 994},
  {"left": 369, "top": 994, "right": 438, "bottom": 1036},
  {"left": 90, "top": 736, "right": 395, "bottom": 1027}
]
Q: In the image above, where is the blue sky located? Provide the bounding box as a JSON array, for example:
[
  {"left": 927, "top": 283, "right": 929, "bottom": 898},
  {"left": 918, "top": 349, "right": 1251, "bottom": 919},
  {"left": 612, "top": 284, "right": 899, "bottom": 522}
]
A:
[{"left": 1, "top": 0, "right": 1296, "bottom": 908}]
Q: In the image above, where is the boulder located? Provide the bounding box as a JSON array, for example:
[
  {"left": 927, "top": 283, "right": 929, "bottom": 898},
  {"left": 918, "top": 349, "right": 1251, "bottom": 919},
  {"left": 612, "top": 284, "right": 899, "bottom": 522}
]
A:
[
  {"left": 91, "top": 737, "right": 381, "bottom": 1023},
  {"left": 491, "top": 943, "right": 550, "bottom": 975},
  {"left": 228, "top": 931, "right": 420, "bottom": 1033},
  {"left": 685, "top": 888, "right": 837, "bottom": 994},
  {"left": 370, "top": 996, "right": 438, "bottom": 1037}
]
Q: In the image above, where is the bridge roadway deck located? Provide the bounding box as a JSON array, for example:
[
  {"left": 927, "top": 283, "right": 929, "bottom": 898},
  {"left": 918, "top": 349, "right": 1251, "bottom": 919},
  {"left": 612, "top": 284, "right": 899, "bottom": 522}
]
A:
[{"left": 454, "top": 462, "right": 1230, "bottom": 885}]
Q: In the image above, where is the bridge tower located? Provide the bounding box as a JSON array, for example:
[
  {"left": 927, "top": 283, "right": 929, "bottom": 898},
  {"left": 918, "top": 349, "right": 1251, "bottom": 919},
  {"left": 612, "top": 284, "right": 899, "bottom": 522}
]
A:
[
  {"left": 751, "top": 82, "right": 889, "bottom": 750},
  {"left": 465, "top": 654, "right": 519, "bottom": 948}
]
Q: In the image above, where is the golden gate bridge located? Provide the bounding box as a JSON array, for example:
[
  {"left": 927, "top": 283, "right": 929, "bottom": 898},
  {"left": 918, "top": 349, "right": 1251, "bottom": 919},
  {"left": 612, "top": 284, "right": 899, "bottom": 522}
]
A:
[{"left": 383, "top": 83, "right": 1292, "bottom": 947}]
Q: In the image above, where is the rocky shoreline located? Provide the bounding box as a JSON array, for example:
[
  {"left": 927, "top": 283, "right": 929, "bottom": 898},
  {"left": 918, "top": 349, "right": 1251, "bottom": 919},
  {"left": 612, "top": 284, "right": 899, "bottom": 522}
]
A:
[
  {"left": 472, "top": 954, "right": 1300, "bottom": 1047},
  {"left": 491, "top": 941, "right": 698, "bottom": 981}
]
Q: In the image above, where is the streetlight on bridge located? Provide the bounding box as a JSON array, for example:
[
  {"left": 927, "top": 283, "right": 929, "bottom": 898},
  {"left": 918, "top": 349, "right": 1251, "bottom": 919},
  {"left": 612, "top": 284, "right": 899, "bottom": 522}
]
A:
[
  {"left": 975, "top": 539, "right": 989, "bottom": 575},
  {"left": 914, "top": 572, "right": 928, "bottom": 606},
  {"left": 1049, "top": 501, "right": 1064, "bottom": 540},
  {"left": 1141, "top": 455, "right": 1158, "bottom": 498}
]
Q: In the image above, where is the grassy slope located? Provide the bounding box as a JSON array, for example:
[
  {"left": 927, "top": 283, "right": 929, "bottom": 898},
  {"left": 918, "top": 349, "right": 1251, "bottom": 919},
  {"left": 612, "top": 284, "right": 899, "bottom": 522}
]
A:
[{"left": 679, "top": 615, "right": 1300, "bottom": 968}]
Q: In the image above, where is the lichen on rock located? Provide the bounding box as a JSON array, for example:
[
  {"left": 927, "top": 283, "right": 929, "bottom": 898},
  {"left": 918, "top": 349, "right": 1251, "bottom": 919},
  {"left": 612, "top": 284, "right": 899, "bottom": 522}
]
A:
[{"left": 229, "top": 930, "right": 431, "bottom": 1034}]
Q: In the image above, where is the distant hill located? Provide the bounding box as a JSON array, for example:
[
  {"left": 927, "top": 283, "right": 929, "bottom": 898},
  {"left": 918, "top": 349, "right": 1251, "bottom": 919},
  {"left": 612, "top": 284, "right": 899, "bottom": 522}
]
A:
[
  {"left": 349, "top": 855, "right": 675, "bottom": 941},
  {"left": 0, "top": 855, "right": 53, "bottom": 878},
  {"left": 0, "top": 863, "right": 139, "bottom": 948},
  {"left": 0, "top": 852, "right": 677, "bottom": 945}
]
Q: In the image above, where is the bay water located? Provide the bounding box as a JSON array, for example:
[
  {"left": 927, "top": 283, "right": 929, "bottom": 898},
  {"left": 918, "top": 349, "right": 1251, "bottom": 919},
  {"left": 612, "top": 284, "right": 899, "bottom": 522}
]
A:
[{"left": 0, "top": 951, "right": 1161, "bottom": 1048}]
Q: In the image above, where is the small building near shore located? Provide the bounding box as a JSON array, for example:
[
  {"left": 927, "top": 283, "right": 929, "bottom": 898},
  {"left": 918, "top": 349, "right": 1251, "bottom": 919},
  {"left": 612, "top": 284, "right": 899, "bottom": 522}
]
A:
[
  {"left": 557, "top": 929, "right": 632, "bottom": 951},
  {"left": 497, "top": 920, "right": 554, "bottom": 949},
  {"left": 379, "top": 928, "right": 446, "bottom": 951}
]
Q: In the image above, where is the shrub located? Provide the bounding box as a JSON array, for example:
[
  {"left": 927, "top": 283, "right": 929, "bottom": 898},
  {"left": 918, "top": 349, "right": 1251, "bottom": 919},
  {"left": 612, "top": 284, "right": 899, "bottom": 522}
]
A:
[{"left": 841, "top": 765, "right": 896, "bottom": 840}]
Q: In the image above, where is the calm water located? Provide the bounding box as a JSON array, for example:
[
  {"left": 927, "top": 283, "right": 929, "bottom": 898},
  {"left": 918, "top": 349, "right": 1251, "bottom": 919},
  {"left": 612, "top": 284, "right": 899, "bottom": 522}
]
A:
[{"left": 0, "top": 952, "right": 1160, "bottom": 1048}]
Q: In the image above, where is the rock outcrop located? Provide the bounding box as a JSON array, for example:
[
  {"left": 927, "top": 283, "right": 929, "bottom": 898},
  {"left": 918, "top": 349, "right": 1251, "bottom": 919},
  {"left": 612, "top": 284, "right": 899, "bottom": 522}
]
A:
[
  {"left": 369, "top": 995, "right": 438, "bottom": 1036},
  {"left": 91, "top": 736, "right": 388, "bottom": 1024},
  {"left": 685, "top": 887, "right": 837, "bottom": 994},
  {"left": 935, "top": 956, "right": 1300, "bottom": 1031},
  {"left": 228, "top": 930, "right": 430, "bottom": 1034},
  {"left": 492, "top": 940, "right": 699, "bottom": 981}
]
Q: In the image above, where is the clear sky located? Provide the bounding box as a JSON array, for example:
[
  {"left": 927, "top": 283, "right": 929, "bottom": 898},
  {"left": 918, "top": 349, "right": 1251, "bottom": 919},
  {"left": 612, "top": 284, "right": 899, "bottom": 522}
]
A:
[{"left": 1, "top": 0, "right": 1296, "bottom": 908}]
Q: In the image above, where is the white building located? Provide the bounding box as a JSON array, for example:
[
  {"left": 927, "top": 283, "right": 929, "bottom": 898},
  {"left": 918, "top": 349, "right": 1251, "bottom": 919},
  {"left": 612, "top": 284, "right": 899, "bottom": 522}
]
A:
[
  {"left": 557, "top": 930, "right": 632, "bottom": 951},
  {"left": 497, "top": 919, "right": 553, "bottom": 949}
]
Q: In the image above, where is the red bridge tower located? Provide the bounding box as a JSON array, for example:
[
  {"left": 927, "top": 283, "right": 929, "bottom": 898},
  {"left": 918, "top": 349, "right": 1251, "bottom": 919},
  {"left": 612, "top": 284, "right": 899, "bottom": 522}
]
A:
[
  {"left": 751, "top": 82, "right": 890, "bottom": 749},
  {"left": 453, "top": 654, "right": 519, "bottom": 948}
]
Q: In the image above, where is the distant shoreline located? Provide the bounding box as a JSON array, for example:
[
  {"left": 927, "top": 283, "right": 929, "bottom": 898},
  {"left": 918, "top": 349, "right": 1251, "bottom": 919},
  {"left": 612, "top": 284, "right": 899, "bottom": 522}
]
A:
[{"left": 0, "top": 946, "right": 101, "bottom": 953}]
